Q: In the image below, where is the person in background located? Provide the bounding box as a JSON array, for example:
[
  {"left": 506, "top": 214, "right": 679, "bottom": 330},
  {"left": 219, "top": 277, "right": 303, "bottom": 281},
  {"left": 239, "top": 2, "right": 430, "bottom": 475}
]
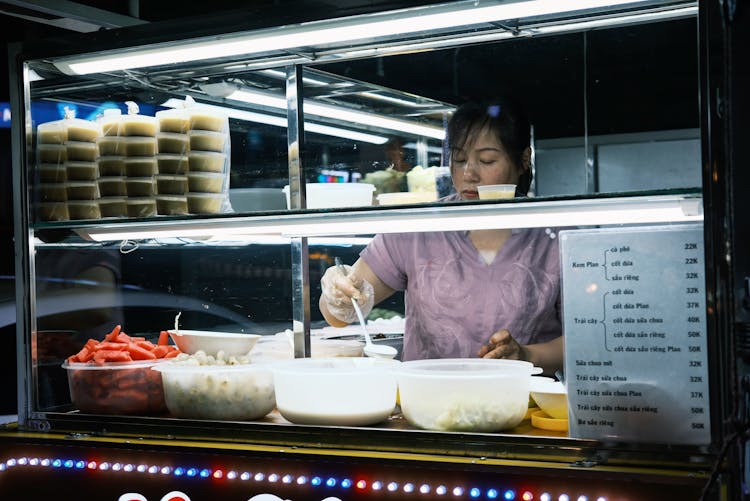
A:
[
  {"left": 384, "top": 137, "right": 413, "bottom": 173},
  {"left": 319, "top": 99, "right": 563, "bottom": 375}
]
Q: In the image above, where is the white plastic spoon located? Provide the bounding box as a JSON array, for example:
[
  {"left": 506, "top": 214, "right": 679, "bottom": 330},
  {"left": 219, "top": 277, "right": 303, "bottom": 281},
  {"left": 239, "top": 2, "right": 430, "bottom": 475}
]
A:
[
  {"left": 350, "top": 296, "right": 398, "bottom": 359},
  {"left": 335, "top": 257, "right": 397, "bottom": 359}
]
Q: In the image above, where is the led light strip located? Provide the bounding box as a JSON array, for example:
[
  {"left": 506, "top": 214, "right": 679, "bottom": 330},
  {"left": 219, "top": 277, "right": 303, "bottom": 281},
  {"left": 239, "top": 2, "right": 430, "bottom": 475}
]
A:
[
  {"left": 52, "top": 0, "right": 651, "bottom": 75},
  {"left": 224, "top": 88, "right": 445, "bottom": 139},
  {"left": 1, "top": 455, "right": 609, "bottom": 500},
  {"left": 77, "top": 195, "right": 703, "bottom": 243}
]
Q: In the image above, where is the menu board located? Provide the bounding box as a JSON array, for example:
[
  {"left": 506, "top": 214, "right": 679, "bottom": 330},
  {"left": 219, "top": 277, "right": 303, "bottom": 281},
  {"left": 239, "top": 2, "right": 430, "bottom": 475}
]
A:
[{"left": 560, "top": 224, "right": 710, "bottom": 445}]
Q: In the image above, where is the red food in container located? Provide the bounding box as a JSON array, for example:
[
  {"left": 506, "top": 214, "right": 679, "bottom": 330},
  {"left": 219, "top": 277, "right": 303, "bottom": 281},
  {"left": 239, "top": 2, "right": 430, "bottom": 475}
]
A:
[{"left": 62, "top": 359, "right": 167, "bottom": 415}]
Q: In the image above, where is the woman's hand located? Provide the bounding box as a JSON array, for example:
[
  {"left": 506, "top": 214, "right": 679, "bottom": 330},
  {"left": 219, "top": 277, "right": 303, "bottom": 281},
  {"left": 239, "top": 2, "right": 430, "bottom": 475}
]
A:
[
  {"left": 478, "top": 329, "right": 527, "bottom": 361},
  {"left": 479, "top": 332, "right": 565, "bottom": 376},
  {"left": 320, "top": 264, "right": 375, "bottom": 325}
]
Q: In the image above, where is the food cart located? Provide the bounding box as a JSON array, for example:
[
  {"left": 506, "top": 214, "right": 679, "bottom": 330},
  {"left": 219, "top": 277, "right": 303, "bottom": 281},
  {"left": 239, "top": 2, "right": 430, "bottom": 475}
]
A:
[{"left": 3, "top": 0, "right": 748, "bottom": 499}]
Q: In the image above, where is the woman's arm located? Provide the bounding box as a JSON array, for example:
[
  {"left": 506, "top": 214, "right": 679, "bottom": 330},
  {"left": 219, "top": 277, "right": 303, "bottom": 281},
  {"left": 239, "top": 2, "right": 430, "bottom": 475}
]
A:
[{"left": 319, "top": 257, "right": 396, "bottom": 327}]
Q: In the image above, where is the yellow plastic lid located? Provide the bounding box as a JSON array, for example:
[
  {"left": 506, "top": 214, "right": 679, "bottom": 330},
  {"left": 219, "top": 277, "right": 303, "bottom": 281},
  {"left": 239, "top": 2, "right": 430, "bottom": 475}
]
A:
[{"left": 530, "top": 410, "right": 569, "bottom": 432}]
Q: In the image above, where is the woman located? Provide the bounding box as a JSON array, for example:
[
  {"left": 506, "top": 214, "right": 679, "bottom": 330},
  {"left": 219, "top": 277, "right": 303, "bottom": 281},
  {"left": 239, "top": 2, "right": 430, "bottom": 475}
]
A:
[{"left": 319, "top": 99, "right": 563, "bottom": 374}]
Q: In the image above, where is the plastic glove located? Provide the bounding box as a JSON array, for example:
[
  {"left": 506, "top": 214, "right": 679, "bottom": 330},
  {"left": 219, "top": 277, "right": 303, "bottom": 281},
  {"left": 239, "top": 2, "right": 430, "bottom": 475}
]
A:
[{"left": 320, "top": 264, "right": 375, "bottom": 324}]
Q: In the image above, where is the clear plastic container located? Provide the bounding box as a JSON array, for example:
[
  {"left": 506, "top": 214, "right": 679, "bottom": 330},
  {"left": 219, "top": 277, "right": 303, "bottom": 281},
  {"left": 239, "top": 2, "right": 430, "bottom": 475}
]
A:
[
  {"left": 187, "top": 151, "right": 225, "bottom": 172},
  {"left": 187, "top": 172, "right": 224, "bottom": 193},
  {"left": 66, "top": 200, "right": 101, "bottom": 220},
  {"left": 98, "top": 156, "right": 126, "bottom": 176},
  {"left": 189, "top": 130, "right": 226, "bottom": 152},
  {"left": 66, "top": 181, "right": 100, "bottom": 200},
  {"left": 156, "top": 132, "right": 190, "bottom": 154},
  {"left": 126, "top": 197, "right": 157, "bottom": 218},
  {"left": 377, "top": 191, "right": 437, "bottom": 205},
  {"left": 65, "top": 118, "right": 102, "bottom": 142},
  {"left": 38, "top": 183, "right": 68, "bottom": 202},
  {"left": 396, "top": 359, "right": 541, "bottom": 432},
  {"left": 155, "top": 175, "right": 188, "bottom": 195},
  {"left": 65, "top": 141, "right": 99, "bottom": 162},
  {"left": 65, "top": 161, "right": 99, "bottom": 181},
  {"left": 120, "top": 114, "right": 158, "bottom": 137},
  {"left": 153, "top": 363, "right": 275, "bottom": 420},
  {"left": 125, "top": 177, "right": 157, "bottom": 197},
  {"left": 155, "top": 195, "right": 188, "bottom": 215},
  {"left": 97, "top": 177, "right": 127, "bottom": 197},
  {"left": 62, "top": 359, "right": 167, "bottom": 415},
  {"left": 96, "top": 136, "right": 123, "bottom": 156},
  {"left": 98, "top": 108, "right": 122, "bottom": 136},
  {"left": 477, "top": 184, "right": 517, "bottom": 200},
  {"left": 156, "top": 108, "right": 190, "bottom": 134},
  {"left": 157, "top": 154, "right": 189, "bottom": 174},
  {"left": 188, "top": 108, "right": 227, "bottom": 132},
  {"left": 186, "top": 192, "right": 223, "bottom": 214},
  {"left": 36, "top": 121, "right": 68, "bottom": 144},
  {"left": 36, "top": 202, "right": 69, "bottom": 221},
  {"left": 37, "top": 164, "right": 67, "bottom": 183},
  {"left": 124, "top": 157, "right": 158, "bottom": 177},
  {"left": 62, "top": 118, "right": 102, "bottom": 143},
  {"left": 99, "top": 197, "right": 128, "bottom": 218},
  {"left": 38, "top": 144, "right": 68, "bottom": 163},
  {"left": 122, "top": 136, "right": 157, "bottom": 156}
]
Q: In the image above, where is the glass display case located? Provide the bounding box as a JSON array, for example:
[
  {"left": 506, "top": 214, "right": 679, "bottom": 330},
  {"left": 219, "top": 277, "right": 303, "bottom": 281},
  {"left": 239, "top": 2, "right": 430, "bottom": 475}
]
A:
[{"left": 6, "top": 0, "right": 744, "bottom": 499}]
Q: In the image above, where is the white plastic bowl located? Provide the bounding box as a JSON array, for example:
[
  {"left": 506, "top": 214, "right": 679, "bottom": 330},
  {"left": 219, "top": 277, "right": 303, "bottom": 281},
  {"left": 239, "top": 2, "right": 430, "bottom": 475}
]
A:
[
  {"left": 168, "top": 330, "right": 261, "bottom": 357},
  {"left": 153, "top": 362, "right": 275, "bottom": 420},
  {"left": 272, "top": 357, "right": 400, "bottom": 426},
  {"left": 397, "top": 359, "right": 541, "bottom": 432},
  {"left": 249, "top": 336, "right": 364, "bottom": 362},
  {"left": 529, "top": 376, "right": 568, "bottom": 419},
  {"left": 282, "top": 183, "right": 375, "bottom": 209}
]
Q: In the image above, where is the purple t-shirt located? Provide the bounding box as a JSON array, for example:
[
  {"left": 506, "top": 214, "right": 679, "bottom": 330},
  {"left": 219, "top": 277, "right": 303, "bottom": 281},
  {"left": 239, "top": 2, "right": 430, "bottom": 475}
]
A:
[{"left": 361, "top": 228, "right": 561, "bottom": 361}]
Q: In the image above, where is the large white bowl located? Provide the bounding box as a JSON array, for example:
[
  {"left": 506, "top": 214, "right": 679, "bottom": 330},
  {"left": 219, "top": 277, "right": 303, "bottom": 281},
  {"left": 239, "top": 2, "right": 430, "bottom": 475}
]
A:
[
  {"left": 282, "top": 183, "right": 375, "bottom": 209},
  {"left": 529, "top": 376, "right": 568, "bottom": 419},
  {"left": 153, "top": 362, "right": 275, "bottom": 420},
  {"left": 168, "top": 330, "right": 261, "bottom": 357},
  {"left": 397, "top": 359, "right": 541, "bottom": 432},
  {"left": 272, "top": 357, "right": 400, "bottom": 426}
]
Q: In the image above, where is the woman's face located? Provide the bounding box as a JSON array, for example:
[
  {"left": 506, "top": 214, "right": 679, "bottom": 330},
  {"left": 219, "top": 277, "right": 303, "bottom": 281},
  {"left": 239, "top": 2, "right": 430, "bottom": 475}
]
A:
[{"left": 450, "top": 126, "right": 527, "bottom": 200}]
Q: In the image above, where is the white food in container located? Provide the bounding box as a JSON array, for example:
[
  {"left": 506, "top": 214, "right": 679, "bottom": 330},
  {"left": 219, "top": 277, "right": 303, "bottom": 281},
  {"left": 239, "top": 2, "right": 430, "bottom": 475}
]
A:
[
  {"left": 397, "top": 358, "right": 541, "bottom": 432},
  {"left": 154, "top": 359, "right": 275, "bottom": 421},
  {"left": 272, "top": 357, "right": 400, "bottom": 426}
]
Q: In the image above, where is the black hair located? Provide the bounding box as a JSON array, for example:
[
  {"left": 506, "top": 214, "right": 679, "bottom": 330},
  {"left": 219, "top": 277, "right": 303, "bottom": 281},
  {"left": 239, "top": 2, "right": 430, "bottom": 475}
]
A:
[{"left": 447, "top": 99, "right": 532, "bottom": 196}]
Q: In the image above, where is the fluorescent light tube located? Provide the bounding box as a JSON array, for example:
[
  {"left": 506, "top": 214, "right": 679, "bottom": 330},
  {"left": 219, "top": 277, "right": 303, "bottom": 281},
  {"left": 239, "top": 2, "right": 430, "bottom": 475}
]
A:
[
  {"left": 53, "top": 0, "right": 649, "bottom": 75},
  {"left": 161, "top": 98, "right": 388, "bottom": 144},
  {"left": 79, "top": 195, "right": 702, "bottom": 242},
  {"left": 225, "top": 88, "right": 445, "bottom": 139}
]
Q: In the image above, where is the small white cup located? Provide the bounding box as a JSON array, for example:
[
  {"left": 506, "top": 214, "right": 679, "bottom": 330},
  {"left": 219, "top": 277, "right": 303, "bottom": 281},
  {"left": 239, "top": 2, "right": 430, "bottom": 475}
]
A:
[{"left": 477, "top": 184, "right": 516, "bottom": 200}]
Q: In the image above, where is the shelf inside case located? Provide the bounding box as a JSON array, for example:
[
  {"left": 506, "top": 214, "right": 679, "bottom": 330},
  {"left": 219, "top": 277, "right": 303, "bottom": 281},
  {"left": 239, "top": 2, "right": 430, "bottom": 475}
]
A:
[{"left": 69, "top": 193, "right": 704, "bottom": 242}]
